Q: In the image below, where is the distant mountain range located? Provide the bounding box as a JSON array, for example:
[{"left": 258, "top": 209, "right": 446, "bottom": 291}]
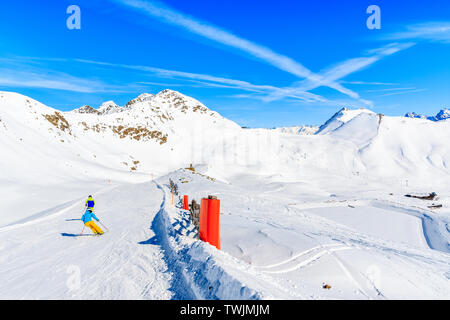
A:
[{"left": 405, "top": 109, "right": 450, "bottom": 121}]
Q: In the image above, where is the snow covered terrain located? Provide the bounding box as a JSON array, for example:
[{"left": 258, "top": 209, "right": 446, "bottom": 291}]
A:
[
  {"left": 0, "top": 91, "right": 449, "bottom": 299},
  {"left": 268, "top": 125, "right": 319, "bottom": 135},
  {"left": 0, "top": 90, "right": 240, "bottom": 226}
]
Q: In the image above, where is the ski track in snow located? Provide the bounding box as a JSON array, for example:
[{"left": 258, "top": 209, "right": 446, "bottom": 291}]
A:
[
  {"left": 0, "top": 182, "right": 175, "bottom": 299},
  {"left": 252, "top": 243, "right": 353, "bottom": 275}
]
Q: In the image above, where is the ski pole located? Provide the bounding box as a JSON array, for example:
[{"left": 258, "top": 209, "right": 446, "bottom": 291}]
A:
[
  {"left": 99, "top": 221, "right": 109, "bottom": 232},
  {"left": 79, "top": 226, "right": 85, "bottom": 236}
]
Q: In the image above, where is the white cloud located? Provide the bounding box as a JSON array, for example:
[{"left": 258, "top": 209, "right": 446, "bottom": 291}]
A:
[
  {"left": 0, "top": 68, "right": 112, "bottom": 93},
  {"left": 112, "top": 1, "right": 417, "bottom": 107},
  {"left": 263, "top": 43, "right": 414, "bottom": 105},
  {"left": 114, "top": 0, "right": 314, "bottom": 78},
  {"left": 385, "top": 21, "right": 450, "bottom": 43},
  {"left": 376, "top": 88, "right": 427, "bottom": 98},
  {"left": 341, "top": 81, "right": 399, "bottom": 86},
  {"left": 0, "top": 58, "right": 155, "bottom": 94},
  {"left": 75, "top": 58, "right": 331, "bottom": 103},
  {"left": 364, "top": 87, "right": 417, "bottom": 93},
  {"left": 111, "top": 0, "right": 365, "bottom": 102}
]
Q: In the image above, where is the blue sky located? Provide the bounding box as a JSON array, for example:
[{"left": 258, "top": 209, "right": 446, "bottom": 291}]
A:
[{"left": 0, "top": 0, "right": 449, "bottom": 127}]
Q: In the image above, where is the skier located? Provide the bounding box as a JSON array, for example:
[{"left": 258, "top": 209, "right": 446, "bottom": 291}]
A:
[
  {"left": 85, "top": 195, "right": 95, "bottom": 211},
  {"left": 80, "top": 209, "right": 104, "bottom": 235}
]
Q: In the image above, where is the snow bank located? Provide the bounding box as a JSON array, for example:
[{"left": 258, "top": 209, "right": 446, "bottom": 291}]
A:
[
  {"left": 160, "top": 169, "right": 450, "bottom": 299},
  {"left": 153, "top": 178, "right": 290, "bottom": 299}
]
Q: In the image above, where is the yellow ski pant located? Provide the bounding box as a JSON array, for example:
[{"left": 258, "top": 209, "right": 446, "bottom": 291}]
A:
[{"left": 85, "top": 221, "right": 103, "bottom": 235}]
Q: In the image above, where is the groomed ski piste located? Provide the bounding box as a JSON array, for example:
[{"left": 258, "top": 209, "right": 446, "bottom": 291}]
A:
[{"left": 0, "top": 91, "right": 449, "bottom": 299}]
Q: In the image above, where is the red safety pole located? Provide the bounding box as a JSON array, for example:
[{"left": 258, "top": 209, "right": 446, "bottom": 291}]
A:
[
  {"left": 199, "top": 198, "right": 209, "bottom": 242},
  {"left": 206, "top": 198, "right": 221, "bottom": 250},
  {"left": 183, "top": 195, "right": 189, "bottom": 210}
]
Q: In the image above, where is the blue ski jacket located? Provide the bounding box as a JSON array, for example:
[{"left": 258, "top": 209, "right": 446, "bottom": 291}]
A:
[{"left": 82, "top": 210, "right": 100, "bottom": 223}]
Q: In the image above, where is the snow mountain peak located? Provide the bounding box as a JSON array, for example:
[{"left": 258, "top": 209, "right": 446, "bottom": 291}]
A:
[
  {"left": 316, "top": 107, "right": 375, "bottom": 135},
  {"left": 404, "top": 108, "right": 450, "bottom": 122},
  {"left": 435, "top": 108, "right": 450, "bottom": 120},
  {"left": 0, "top": 90, "right": 241, "bottom": 162},
  {"left": 98, "top": 100, "right": 120, "bottom": 115},
  {"left": 73, "top": 105, "right": 100, "bottom": 115}
]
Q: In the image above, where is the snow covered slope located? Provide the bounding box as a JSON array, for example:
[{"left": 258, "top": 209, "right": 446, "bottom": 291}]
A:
[
  {"left": 161, "top": 169, "right": 450, "bottom": 299},
  {"left": 0, "top": 90, "right": 240, "bottom": 226},
  {"left": 2, "top": 91, "right": 450, "bottom": 225},
  {"left": 0, "top": 182, "right": 175, "bottom": 299},
  {"left": 349, "top": 114, "right": 450, "bottom": 186},
  {"left": 1, "top": 167, "right": 447, "bottom": 300},
  {"left": 0, "top": 91, "right": 449, "bottom": 300},
  {"left": 316, "top": 107, "right": 376, "bottom": 134}
]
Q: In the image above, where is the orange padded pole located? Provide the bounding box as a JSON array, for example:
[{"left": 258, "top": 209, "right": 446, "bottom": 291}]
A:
[
  {"left": 206, "top": 199, "right": 221, "bottom": 250},
  {"left": 183, "top": 195, "right": 189, "bottom": 210},
  {"left": 199, "top": 198, "right": 209, "bottom": 242}
]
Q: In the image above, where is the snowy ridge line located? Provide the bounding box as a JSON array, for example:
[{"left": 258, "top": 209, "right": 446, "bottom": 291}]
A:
[{"left": 153, "top": 182, "right": 264, "bottom": 300}]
